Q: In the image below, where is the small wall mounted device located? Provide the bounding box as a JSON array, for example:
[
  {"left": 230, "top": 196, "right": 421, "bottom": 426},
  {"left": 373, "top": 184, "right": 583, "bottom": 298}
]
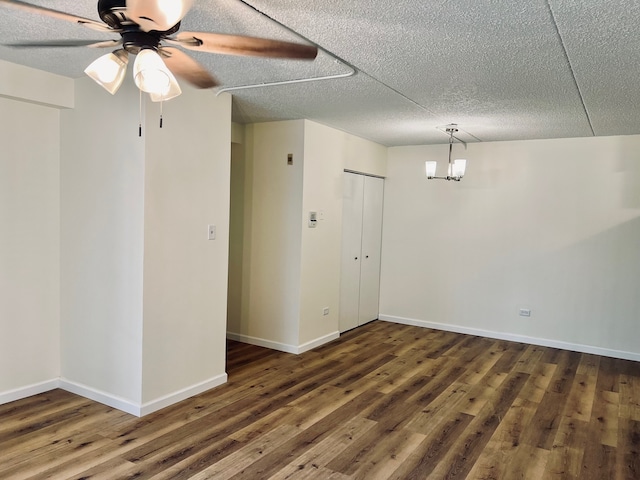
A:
[{"left": 308, "top": 211, "right": 318, "bottom": 228}]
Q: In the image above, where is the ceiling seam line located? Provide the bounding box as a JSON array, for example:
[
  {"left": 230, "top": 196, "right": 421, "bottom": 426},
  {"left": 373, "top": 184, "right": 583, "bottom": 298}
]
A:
[
  {"left": 357, "top": 70, "right": 484, "bottom": 142},
  {"left": 545, "top": 0, "right": 595, "bottom": 136},
  {"left": 238, "top": 1, "right": 481, "bottom": 143}
]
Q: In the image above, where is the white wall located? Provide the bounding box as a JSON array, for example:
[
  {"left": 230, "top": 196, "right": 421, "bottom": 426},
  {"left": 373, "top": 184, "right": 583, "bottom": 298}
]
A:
[
  {"left": 60, "top": 78, "right": 145, "bottom": 407},
  {"left": 380, "top": 135, "right": 640, "bottom": 360},
  {"left": 61, "top": 79, "right": 231, "bottom": 413},
  {"left": 0, "top": 59, "right": 73, "bottom": 108},
  {"left": 141, "top": 89, "right": 231, "bottom": 407},
  {"left": 231, "top": 120, "right": 387, "bottom": 352},
  {"left": 299, "top": 121, "right": 387, "bottom": 347},
  {"left": 343, "top": 133, "right": 387, "bottom": 177},
  {"left": 235, "top": 121, "right": 305, "bottom": 349},
  {"left": 299, "top": 122, "right": 352, "bottom": 346},
  {"left": 227, "top": 142, "right": 245, "bottom": 337},
  {"left": 1, "top": 61, "right": 231, "bottom": 414},
  {"left": 0, "top": 96, "right": 61, "bottom": 402}
]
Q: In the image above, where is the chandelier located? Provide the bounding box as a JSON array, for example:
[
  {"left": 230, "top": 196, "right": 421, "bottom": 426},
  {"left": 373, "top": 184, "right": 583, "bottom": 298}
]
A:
[{"left": 425, "top": 124, "right": 467, "bottom": 181}]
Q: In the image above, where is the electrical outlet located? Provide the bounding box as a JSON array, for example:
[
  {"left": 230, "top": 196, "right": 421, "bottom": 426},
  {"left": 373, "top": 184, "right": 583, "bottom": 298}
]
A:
[
  {"left": 323, "top": 307, "right": 330, "bottom": 316},
  {"left": 519, "top": 308, "right": 531, "bottom": 317}
]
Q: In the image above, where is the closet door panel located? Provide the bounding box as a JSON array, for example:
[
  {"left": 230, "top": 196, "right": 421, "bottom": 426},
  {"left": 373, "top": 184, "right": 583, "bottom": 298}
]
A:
[
  {"left": 358, "top": 176, "right": 384, "bottom": 325},
  {"left": 339, "top": 172, "right": 364, "bottom": 333}
]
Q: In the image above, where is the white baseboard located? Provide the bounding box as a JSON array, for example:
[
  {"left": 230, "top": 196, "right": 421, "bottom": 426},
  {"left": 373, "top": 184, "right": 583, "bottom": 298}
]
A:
[
  {"left": 227, "top": 331, "right": 340, "bottom": 355},
  {"left": 0, "top": 379, "right": 59, "bottom": 406},
  {"left": 226, "top": 332, "right": 299, "bottom": 353},
  {"left": 298, "top": 331, "right": 340, "bottom": 354},
  {"left": 139, "top": 373, "right": 228, "bottom": 417},
  {"left": 58, "top": 373, "right": 229, "bottom": 417},
  {"left": 379, "top": 314, "right": 640, "bottom": 362},
  {"left": 58, "top": 378, "right": 142, "bottom": 416}
]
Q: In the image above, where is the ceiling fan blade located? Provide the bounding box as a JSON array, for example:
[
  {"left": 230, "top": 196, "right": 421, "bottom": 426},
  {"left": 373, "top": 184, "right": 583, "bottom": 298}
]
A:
[
  {"left": 6, "top": 39, "right": 122, "bottom": 48},
  {"left": 174, "top": 31, "right": 318, "bottom": 60},
  {"left": 0, "top": 0, "right": 113, "bottom": 32},
  {"left": 127, "top": 0, "right": 193, "bottom": 32},
  {"left": 159, "top": 47, "right": 218, "bottom": 89}
]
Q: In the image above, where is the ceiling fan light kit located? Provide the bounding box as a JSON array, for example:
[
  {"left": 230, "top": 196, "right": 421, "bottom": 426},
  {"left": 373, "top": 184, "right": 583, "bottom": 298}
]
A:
[
  {"left": 0, "top": 0, "right": 318, "bottom": 102},
  {"left": 425, "top": 125, "right": 468, "bottom": 182}
]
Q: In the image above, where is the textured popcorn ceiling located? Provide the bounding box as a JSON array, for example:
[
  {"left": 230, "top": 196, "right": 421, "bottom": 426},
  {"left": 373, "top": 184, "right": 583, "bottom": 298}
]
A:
[{"left": 0, "top": 0, "right": 638, "bottom": 146}]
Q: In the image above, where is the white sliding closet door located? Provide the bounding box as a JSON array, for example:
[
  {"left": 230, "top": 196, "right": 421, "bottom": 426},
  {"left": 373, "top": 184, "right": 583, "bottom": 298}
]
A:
[
  {"left": 358, "top": 175, "right": 384, "bottom": 325},
  {"left": 339, "top": 172, "right": 384, "bottom": 333},
  {"left": 339, "top": 172, "right": 364, "bottom": 332}
]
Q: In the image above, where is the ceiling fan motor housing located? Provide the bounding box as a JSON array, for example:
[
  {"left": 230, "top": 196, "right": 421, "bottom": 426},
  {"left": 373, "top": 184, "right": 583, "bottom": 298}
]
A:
[
  {"left": 97, "top": 0, "right": 181, "bottom": 34},
  {"left": 97, "top": 0, "right": 181, "bottom": 53},
  {"left": 98, "top": 0, "right": 128, "bottom": 29}
]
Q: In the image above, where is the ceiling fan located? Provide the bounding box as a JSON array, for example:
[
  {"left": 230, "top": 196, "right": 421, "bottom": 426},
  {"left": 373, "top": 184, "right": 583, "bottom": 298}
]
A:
[{"left": 0, "top": 0, "right": 318, "bottom": 101}]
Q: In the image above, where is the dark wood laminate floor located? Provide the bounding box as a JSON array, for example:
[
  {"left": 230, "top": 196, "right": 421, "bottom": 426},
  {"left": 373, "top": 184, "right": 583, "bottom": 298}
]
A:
[{"left": 1, "top": 320, "right": 639, "bottom": 479}]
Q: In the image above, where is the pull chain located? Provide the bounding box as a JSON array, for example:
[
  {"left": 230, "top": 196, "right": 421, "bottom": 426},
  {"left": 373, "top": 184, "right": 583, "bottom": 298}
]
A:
[
  {"left": 160, "top": 99, "right": 163, "bottom": 128},
  {"left": 138, "top": 88, "right": 143, "bottom": 137}
]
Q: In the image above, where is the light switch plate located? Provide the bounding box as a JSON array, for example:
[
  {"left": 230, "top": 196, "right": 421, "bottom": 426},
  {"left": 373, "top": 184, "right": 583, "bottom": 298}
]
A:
[{"left": 208, "top": 224, "right": 216, "bottom": 240}]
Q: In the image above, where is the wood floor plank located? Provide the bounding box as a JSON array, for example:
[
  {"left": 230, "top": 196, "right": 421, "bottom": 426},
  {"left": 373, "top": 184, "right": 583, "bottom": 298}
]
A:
[
  {"left": 404, "top": 381, "right": 470, "bottom": 436},
  {"left": 507, "top": 445, "right": 550, "bottom": 480},
  {"left": 581, "top": 432, "right": 617, "bottom": 479},
  {"left": 145, "top": 437, "right": 241, "bottom": 480},
  {"left": 266, "top": 416, "right": 377, "bottom": 480},
  {"left": 519, "top": 350, "right": 581, "bottom": 451},
  {"left": 617, "top": 418, "right": 640, "bottom": 480},
  {"left": 365, "top": 350, "right": 434, "bottom": 394},
  {"left": 1, "top": 321, "right": 638, "bottom": 480},
  {"left": 464, "top": 398, "right": 539, "bottom": 479},
  {"left": 188, "top": 424, "right": 301, "bottom": 480},
  {"left": 562, "top": 373, "right": 597, "bottom": 422},
  {"left": 545, "top": 416, "right": 590, "bottom": 478},
  {"left": 325, "top": 423, "right": 424, "bottom": 477},
  {"left": 620, "top": 374, "right": 640, "bottom": 421},
  {"left": 428, "top": 370, "right": 530, "bottom": 479},
  {"left": 458, "top": 371, "right": 508, "bottom": 416},
  {"left": 577, "top": 353, "right": 601, "bottom": 376},
  {"left": 516, "top": 361, "right": 557, "bottom": 404},
  {"left": 224, "top": 390, "right": 384, "bottom": 480},
  {"left": 343, "top": 427, "right": 425, "bottom": 480},
  {"left": 514, "top": 344, "right": 546, "bottom": 375},
  {"left": 458, "top": 345, "right": 504, "bottom": 385},
  {"left": 0, "top": 433, "right": 113, "bottom": 480},
  {"left": 387, "top": 412, "right": 474, "bottom": 479}
]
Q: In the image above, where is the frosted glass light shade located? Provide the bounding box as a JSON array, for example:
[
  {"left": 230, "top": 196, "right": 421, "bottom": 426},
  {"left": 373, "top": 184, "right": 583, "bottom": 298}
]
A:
[
  {"left": 128, "top": 0, "right": 193, "bottom": 32},
  {"left": 149, "top": 76, "right": 182, "bottom": 102},
  {"left": 452, "top": 159, "right": 467, "bottom": 178},
  {"left": 133, "top": 49, "right": 181, "bottom": 101},
  {"left": 84, "top": 51, "right": 128, "bottom": 94},
  {"left": 425, "top": 161, "right": 437, "bottom": 178}
]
